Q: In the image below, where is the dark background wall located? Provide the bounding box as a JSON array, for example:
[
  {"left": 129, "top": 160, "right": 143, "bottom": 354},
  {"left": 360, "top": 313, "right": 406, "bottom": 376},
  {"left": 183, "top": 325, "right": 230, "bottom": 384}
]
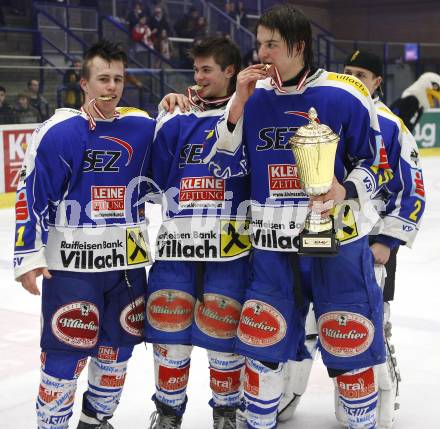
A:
[{"left": 294, "top": 0, "right": 440, "bottom": 44}]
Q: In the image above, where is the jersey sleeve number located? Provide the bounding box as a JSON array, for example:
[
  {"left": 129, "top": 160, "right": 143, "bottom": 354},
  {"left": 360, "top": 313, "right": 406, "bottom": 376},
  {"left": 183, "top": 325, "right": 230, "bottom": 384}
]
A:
[
  {"left": 15, "top": 226, "right": 25, "bottom": 247},
  {"left": 409, "top": 199, "right": 422, "bottom": 222}
]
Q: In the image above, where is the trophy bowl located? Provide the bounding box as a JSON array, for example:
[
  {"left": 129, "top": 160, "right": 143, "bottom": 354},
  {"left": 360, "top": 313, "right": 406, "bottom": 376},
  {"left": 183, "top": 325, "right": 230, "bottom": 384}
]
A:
[{"left": 289, "top": 107, "right": 340, "bottom": 256}]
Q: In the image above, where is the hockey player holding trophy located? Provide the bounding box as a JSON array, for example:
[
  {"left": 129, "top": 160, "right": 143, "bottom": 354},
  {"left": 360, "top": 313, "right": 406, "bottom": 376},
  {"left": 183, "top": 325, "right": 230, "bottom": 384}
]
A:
[
  {"left": 203, "top": 4, "right": 396, "bottom": 429},
  {"left": 260, "top": 50, "right": 426, "bottom": 429}
]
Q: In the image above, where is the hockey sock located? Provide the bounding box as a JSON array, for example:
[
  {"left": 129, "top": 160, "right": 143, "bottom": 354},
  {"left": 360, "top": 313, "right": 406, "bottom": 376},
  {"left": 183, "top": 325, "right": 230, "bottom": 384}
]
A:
[
  {"left": 207, "top": 350, "right": 244, "bottom": 408},
  {"left": 81, "top": 345, "right": 133, "bottom": 422},
  {"left": 37, "top": 371, "right": 78, "bottom": 429},
  {"left": 153, "top": 343, "right": 193, "bottom": 415},
  {"left": 37, "top": 351, "right": 89, "bottom": 429},
  {"left": 336, "top": 366, "right": 378, "bottom": 429},
  {"left": 243, "top": 358, "right": 285, "bottom": 429}
]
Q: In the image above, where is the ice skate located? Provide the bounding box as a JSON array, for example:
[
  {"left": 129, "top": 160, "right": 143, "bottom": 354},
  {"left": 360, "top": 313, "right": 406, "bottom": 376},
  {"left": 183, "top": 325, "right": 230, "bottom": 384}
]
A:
[
  {"left": 213, "top": 405, "right": 237, "bottom": 429},
  {"left": 77, "top": 419, "right": 114, "bottom": 429},
  {"left": 149, "top": 401, "right": 183, "bottom": 429}
]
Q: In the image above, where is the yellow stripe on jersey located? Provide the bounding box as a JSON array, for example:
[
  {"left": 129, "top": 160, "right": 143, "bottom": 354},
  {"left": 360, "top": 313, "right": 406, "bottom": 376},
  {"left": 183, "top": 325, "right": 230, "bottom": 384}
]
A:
[
  {"left": 377, "top": 107, "right": 410, "bottom": 134},
  {"left": 116, "top": 107, "right": 151, "bottom": 117},
  {"left": 327, "top": 73, "right": 370, "bottom": 97}
]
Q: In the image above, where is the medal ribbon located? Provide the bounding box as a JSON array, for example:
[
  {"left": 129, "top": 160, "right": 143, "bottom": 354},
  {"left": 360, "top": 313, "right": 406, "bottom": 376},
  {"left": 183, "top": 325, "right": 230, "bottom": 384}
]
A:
[{"left": 81, "top": 98, "right": 120, "bottom": 131}]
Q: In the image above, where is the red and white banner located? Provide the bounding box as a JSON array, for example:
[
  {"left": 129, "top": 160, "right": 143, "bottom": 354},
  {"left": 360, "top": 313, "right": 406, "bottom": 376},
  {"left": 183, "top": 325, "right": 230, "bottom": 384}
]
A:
[
  {"left": 91, "top": 185, "right": 126, "bottom": 219},
  {"left": 179, "top": 176, "right": 225, "bottom": 209},
  {"left": 267, "top": 164, "right": 306, "bottom": 199},
  {"left": 0, "top": 123, "right": 38, "bottom": 194}
]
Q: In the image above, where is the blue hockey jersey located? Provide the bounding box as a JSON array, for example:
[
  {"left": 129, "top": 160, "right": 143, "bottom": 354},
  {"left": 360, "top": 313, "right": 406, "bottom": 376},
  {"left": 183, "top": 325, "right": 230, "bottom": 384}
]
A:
[
  {"left": 150, "top": 105, "right": 251, "bottom": 261},
  {"left": 204, "top": 69, "right": 393, "bottom": 251},
  {"left": 373, "top": 99, "right": 425, "bottom": 247},
  {"left": 14, "top": 107, "right": 155, "bottom": 279}
]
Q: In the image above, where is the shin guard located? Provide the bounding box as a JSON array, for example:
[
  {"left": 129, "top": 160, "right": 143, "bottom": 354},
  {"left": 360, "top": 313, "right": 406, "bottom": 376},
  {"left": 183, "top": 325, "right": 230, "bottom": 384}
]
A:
[
  {"left": 243, "top": 358, "right": 285, "bottom": 429},
  {"left": 37, "top": 371, "right": 78, "bottom": 429},
  {"left": 37, "top": 351, "right": 88, "bottom": 429},
  {"left": 336, "top": 366, "right": 378, "bottom": 429},
  {"left": 208, "top": 350, "right": 244, "bottom": 408},
  {"left": 153, "top": 343, "right": 193, "bottom": 415},
  {"left": 82, "top": 346, "right": 132, "bottom": 422}
]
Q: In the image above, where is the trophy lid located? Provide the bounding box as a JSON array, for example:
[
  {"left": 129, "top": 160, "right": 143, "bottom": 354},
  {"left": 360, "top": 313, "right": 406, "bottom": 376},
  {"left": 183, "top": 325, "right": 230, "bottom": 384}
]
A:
[{"left": 289, "top": 107, "right": 340, "bottom": 146}]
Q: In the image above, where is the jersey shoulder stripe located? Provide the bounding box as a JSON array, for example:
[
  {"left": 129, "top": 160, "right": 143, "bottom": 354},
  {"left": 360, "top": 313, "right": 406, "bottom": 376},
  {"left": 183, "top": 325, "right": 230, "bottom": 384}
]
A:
[
  {"left": 325, "top": 72, "right": 370, "bottom": 97},
  {"left": 116, "top": 106, "right": 152, "bottom": 118},
  {"left": 376, "top": 101, "right": 409, "bottom": 134},
  {"left": 316, "top": 71, "right": 379, "bottom": 130}
]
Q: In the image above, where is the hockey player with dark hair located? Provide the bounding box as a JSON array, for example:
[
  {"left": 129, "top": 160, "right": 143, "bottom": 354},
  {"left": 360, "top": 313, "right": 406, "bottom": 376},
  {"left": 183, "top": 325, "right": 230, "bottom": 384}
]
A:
[
  {"left": 390, "top": 71, "right": 440, "bottom": 132},
  {"left": 13, "top": 40, "right": 155, "bottom": 429},
  {"left": 203, "top": 4, "right": 395, "bottom": 429},
  {"left": 144, "top": 36, "right": 249, "bottom": 429},
  {"left": 276, "top": 50, "right": 426, "bottom": 428}
]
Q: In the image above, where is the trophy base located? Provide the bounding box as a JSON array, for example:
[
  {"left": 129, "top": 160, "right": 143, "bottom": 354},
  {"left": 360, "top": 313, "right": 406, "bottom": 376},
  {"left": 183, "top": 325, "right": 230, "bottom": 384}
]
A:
[{"left": 298, "top": 230, "right": 340, "bottom": 257}]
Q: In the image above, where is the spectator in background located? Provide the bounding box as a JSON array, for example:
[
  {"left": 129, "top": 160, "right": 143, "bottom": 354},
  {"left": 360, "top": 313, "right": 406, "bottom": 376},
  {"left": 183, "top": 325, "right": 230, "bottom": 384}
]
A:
[
  {"left": 0, "top": 86, "right": 15, "bottom": 124},
  {"left": 193, "top": 15, "right": 208, "bottom": 40},
  {"left": 236, "top": 1, "right": 249, "bottom": 28},
  {"left": 131, "top": 14, "right": 155, "bottom": 50},
  {"left": 227, "top": 1, "right": 236, "bottom": 20},
  {"left": 174, "top": 6, "right": 199, "bottom": 68},
  {"left": 152, "top": 28, "right": 171, "bottom": 68},
  {"left": 62, "top": 58, "right": 83, "bottom": 109},
  {"left": 27, "top": 79, "right": 50, "bottom": 121},
  {"left": 127, "top": 1, "right": 149, "bottom": 33},
  {"left": 217, "top": 2, "right": 232, "bottom": 36},
  {"left": 152, "top": 0, "right": 169, "bottom": 20},
  {"left": 156, "top": 28, "right": 171, "bottom": 60},
  {"left": 149, "top": 6, "right": 171, "bottom": 38},
  {"left": 175, "top": 6, "right": 199, "bottom": 38},
  {"left": 13, "top": 93, "right": 41, "bottom": 124}
]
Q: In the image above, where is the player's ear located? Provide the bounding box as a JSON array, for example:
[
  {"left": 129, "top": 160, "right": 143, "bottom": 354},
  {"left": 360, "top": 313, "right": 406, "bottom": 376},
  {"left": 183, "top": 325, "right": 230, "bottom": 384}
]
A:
[
  {"left": 294, "top": 41, "right": 305, "bottom": 58},
  {"left": 375, "top": 76, "right": 383, "bottom": 93},
  {"left": 80, "top": 78, "right": 88, "bottom": 94},
  {"left": 224, "top": 64, "right": 235, "bottom": 79}
]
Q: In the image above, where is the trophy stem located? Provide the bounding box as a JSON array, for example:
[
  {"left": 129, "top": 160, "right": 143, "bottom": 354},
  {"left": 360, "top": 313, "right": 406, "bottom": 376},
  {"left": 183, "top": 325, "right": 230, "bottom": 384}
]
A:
[{"left": 304, "top": 213, "right": 333, "bottom": 234}]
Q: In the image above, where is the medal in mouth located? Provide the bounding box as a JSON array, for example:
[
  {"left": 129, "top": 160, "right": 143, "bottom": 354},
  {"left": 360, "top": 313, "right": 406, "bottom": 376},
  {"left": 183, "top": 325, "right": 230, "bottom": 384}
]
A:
[
  {"left": 97, "top": 95, "right": 117, "bottom": 101},
  {"left": 190, "top": 84, "right": 204, "bottom": 91}
]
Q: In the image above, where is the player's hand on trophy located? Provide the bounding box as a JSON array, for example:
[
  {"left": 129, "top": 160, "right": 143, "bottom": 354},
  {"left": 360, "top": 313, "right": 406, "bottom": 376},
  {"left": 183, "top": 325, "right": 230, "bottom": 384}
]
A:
[
  {"left": 19, "top": 267, "right": 52, "bottom": 296},
  {"left": 160, "top": 93, "right": 191, "bottom": 113},
  {"left": 370, "top": 242, "right": 391, "bottom": 264},
  {"left": 309, "top": 176, "right": 347, "bottom": 217}
]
